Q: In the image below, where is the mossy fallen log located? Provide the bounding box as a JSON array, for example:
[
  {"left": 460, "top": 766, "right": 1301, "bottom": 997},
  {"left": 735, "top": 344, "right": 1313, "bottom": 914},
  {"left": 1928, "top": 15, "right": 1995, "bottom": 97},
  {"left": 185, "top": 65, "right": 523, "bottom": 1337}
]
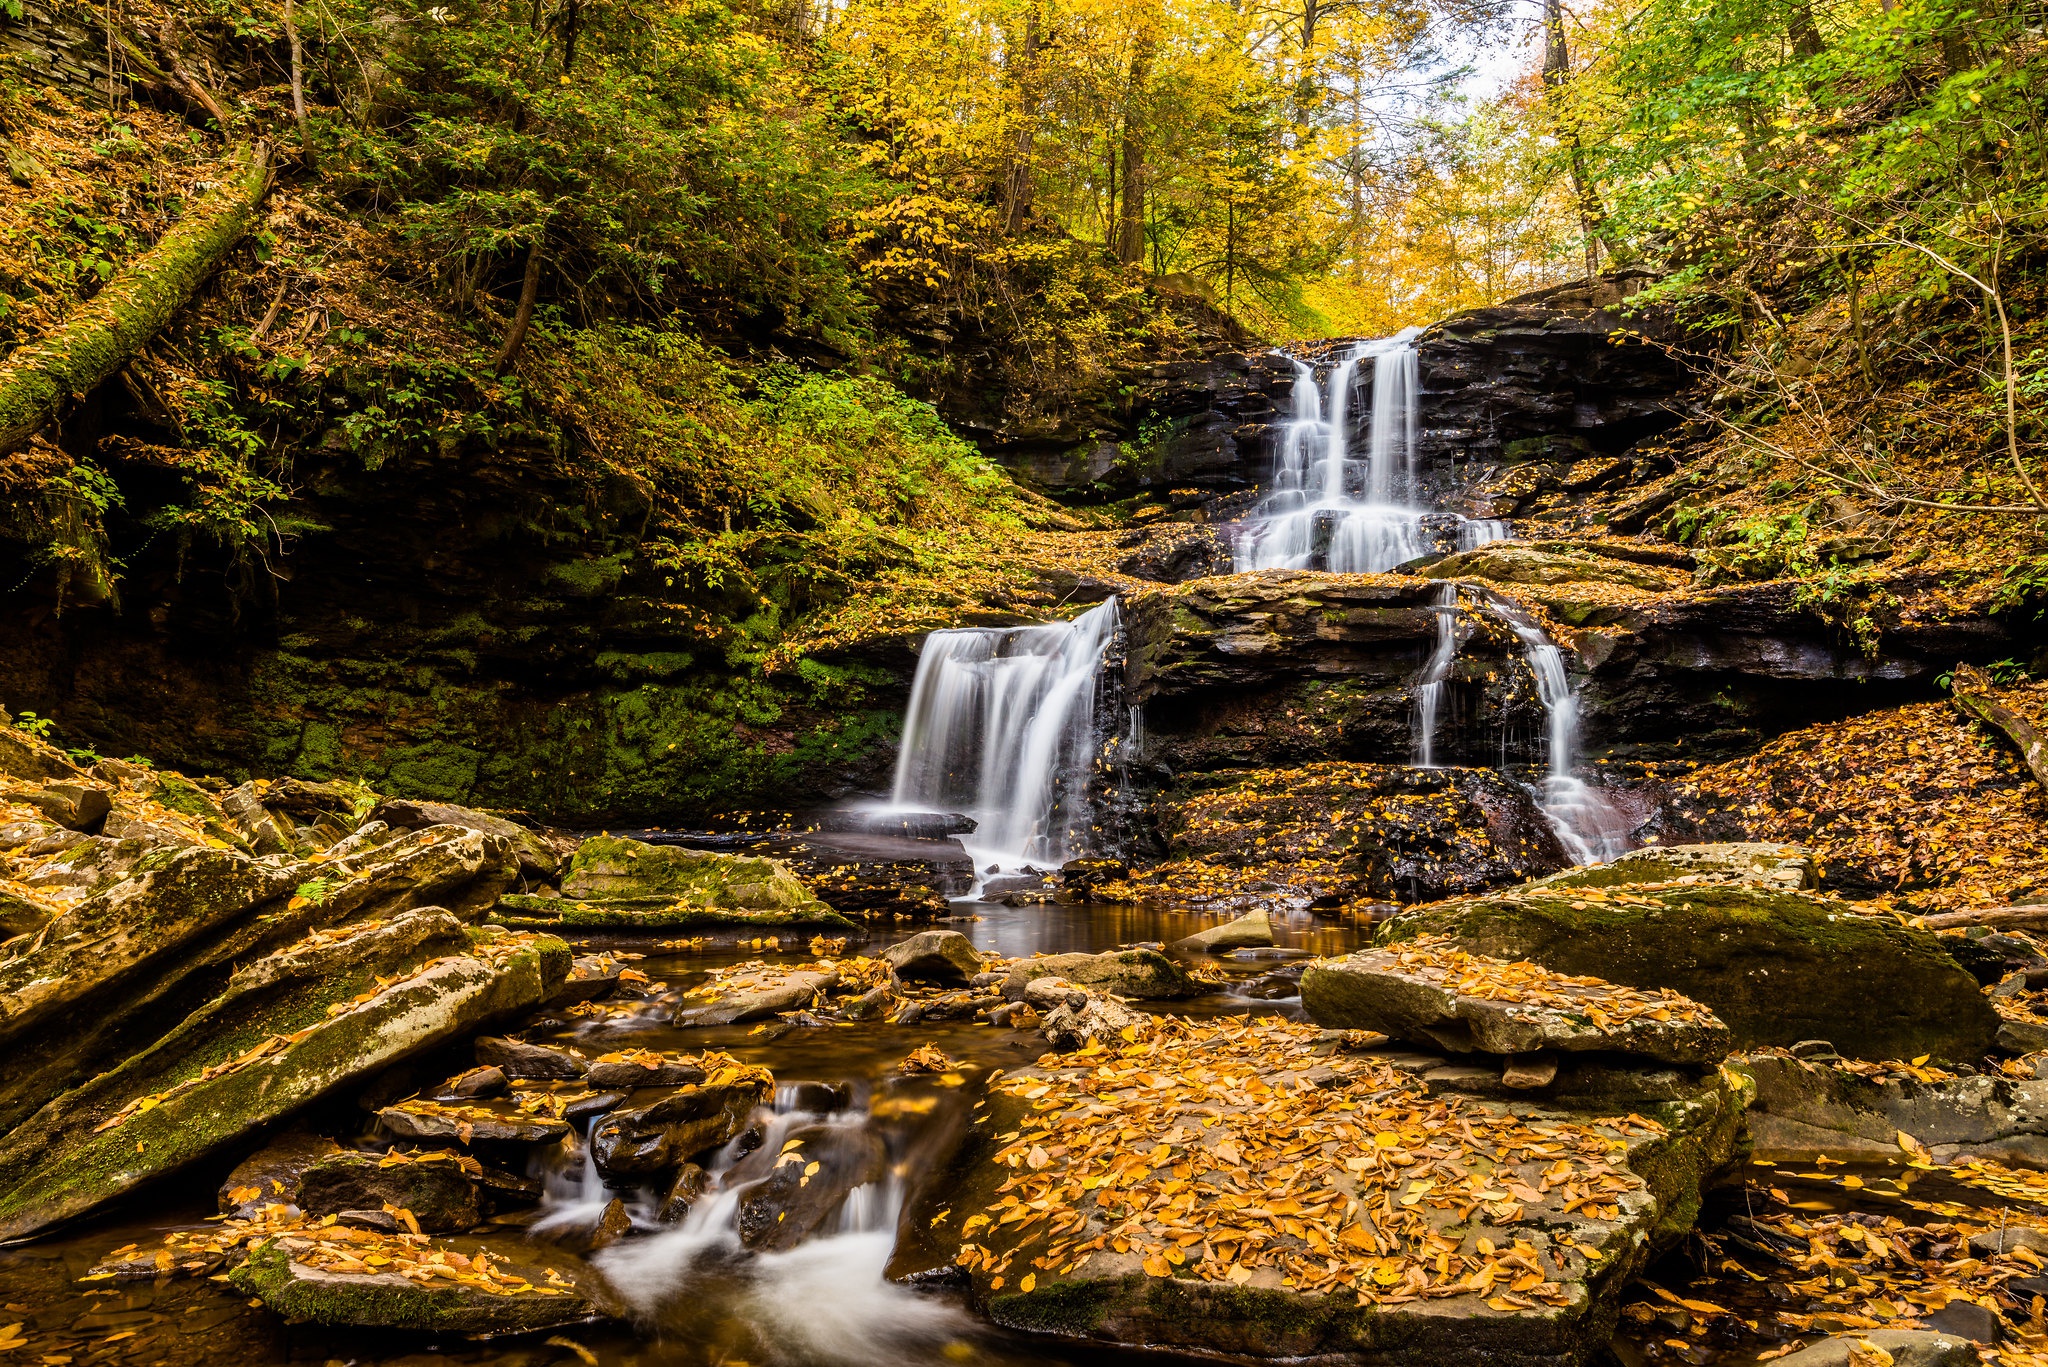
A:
[
  {"left": 1951, "top": 663, "right": 2048, "bottom": 793},
  {"left": 0, "top": 141, "right": 270, "bottom": 455}
]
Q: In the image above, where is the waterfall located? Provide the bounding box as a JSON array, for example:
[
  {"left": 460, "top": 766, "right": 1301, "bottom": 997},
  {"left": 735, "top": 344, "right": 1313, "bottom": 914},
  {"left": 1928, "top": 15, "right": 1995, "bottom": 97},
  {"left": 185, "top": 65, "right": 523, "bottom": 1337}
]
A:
[
  {"left": 1234, "top": 331, "right": 1505, "bottom": 573},
  {"left": 888, "top": 597, "right": 1120, "bottom": 867},
  {"left": 1411, "top": 583, "right": 1460, "bottom": 767},
  {"left": 1486, "top": 595, "right": 1634, "bottom": 866}
]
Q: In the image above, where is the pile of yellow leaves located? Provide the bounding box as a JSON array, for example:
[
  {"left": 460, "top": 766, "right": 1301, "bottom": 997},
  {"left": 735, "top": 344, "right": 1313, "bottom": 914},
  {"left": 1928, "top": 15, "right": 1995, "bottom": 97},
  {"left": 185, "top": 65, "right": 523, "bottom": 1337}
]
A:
[
  {"left": 958, "top": 1015, "right": 1662, "bottom": 1309},
  {"left": 900, "top": 1043, "right": 957, "bottom": 1073},
  {"left": 1376, "top": 935, "right": 1721, "bottom": 1029}
]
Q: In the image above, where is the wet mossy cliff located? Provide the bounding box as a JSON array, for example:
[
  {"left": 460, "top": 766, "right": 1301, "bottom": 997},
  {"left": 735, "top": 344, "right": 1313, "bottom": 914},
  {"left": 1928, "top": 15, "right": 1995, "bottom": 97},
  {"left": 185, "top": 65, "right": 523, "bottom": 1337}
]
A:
[{"left": 0, "top": 407, "right": 910, "bottom": 825}]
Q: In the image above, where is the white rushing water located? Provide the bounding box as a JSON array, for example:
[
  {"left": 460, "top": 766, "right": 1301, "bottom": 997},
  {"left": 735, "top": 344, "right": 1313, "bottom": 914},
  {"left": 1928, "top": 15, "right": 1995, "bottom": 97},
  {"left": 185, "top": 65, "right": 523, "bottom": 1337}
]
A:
[
  {"left": 1486, "top": 595, "right": 1635, "bottom": 865},
  {"left": 1411, "top": 583, "right": 1460, "bottom": 768},
  {"left": 1233, "top": 331, "right": 1504, "bottom": 574},
  {"left": 886, "top": 597, "right": 1120, "bottom": 869}
]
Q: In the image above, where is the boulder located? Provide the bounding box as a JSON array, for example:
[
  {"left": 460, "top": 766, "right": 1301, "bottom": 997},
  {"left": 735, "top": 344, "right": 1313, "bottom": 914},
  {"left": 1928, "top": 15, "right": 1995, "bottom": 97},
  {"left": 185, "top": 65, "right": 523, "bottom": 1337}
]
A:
[
  {"left": 673, "top": 968, "right": 840, "bottom": 1026},
  {"left": 589, "top": 1076, "right": 770, "bottom": 1177},
  {"left": 370, "top": 798, "right": 559, "bottom": 880},
  {"left": 734, "top": 1123, "right": 888, "bottom": 1251},
  {"left": 296, "top": 1150, "right": 481, "bottom": 1232},
  {"left": 229, "top": 1237, "right": 609, "bottom": 1333},
  {"left": 475, "top": 1035, "right": 588, "bottom": 1080},
  {"left": 1174, "top": 910, "right": 1274, "bottom": 954},
  {"left": 913, "top": 1014, "right": 1747, "bottom": 1366},
  {"left": 1772, "top": 1330, "right": 1980, "bottom": 1367},
  {"left": 1534, "top": 841, "right": 1817, "bottom": 893},
  {"left": 1382, "top": 882, "right": 1997, "bottom": 1062},
  {"left": 882, "top": 929, "right": 985, "bottom": 984},
  {"left": 1416, "top": 543, "right": 1679, "bottom": 592},
  {"left": 0, "top": 727, "right": 85, "bottom": 783},
  {"left": 0, "top": 923, "right": 569, "bottom": 1240},
  {"left": 585, "top": 1053, "right": 708, "bottom": 1089},
  {"left": 4, "top": 781, "right": 112, "bottom": 832},
  {"left": 1002, "top": 949, "right": 1205, "bottom": 1001},
  {"left": 220, "top": 783, "right": 292, "bottom": 856},
  {"left": 658, "top": 1162, "right": 709, "bottom": 1223},
  {"left": 1300, "top": 940, "right": 1731, "bottom": 1065},
  {"left": 443, "top": 1065, "right": 508, "bottom": 1098},
  {"left": 1737, "top": 1053, "right": 2048, "bottom": 1166},
  {"left": 1042, "top": 989, "right": 1149, "bottom": 1052},
  {"left": 321, "top": 826, "right": 522, "bottom": 923},
  {"left": 491, "top": 892, "right": 857, "bottom": 933},
  {"left": 218, "top": 1130, "right": 343, "bottom": 1218},
  {"left": 561, "top": 835, "right": 832, "bottom": 915},
  {"left": 377, "top": 1100, "right": 572, "bottom": 1146}
]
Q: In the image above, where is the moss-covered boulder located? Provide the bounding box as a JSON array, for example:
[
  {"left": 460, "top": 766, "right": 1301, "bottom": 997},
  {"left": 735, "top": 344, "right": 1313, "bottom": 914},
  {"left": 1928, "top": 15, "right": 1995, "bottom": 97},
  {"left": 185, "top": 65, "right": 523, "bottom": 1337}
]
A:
[
  {"left": 913, "top": 1015, "right": 1746, "bottom": 1365},
  {"left": 1417, "top": 544, "right": 1680, "bottom": 592},
  {"left": 1001, "top": 949, "right": 1206, "bottom": 1001},
  {"left": 229, "top": 1237, "right": 609, "bottom": 1333},
  {"left": 562, "top": 836, "right": 830, "bottom": 911},
  {"left": 0, "top": 921, "right": 568, "bottom": 1241},
  {"left": 491, "top": 893, "right": 856, "bottom": 932},
  {"left": 1533, "top": 842, "right": 1816, "bottom": 893},
  {"left": 1381, "top": 883, "right": 1997, "bottom": 1063}
]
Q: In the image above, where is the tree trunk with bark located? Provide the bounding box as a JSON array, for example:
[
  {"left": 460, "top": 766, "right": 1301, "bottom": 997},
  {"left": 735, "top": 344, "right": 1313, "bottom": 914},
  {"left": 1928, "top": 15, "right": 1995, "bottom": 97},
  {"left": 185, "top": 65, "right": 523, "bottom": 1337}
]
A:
[
  {"left": 1541, "top": 0, "right": 1631, "bottom": 274},
  {"left": 1115, "top": 37, "right": 1152, "bottom": 267},
  {"left": 1001, "top": 6, "right": 1042, "bottom": 234},
  {"left": 1952, "top": 664, "right": 2048, "bottom": 792},
  {"left": 494, "top": 240, "right": 546, "bottom": 375},
  {"left": 0, "top": 142, "right": 271, "bottom": 456}
]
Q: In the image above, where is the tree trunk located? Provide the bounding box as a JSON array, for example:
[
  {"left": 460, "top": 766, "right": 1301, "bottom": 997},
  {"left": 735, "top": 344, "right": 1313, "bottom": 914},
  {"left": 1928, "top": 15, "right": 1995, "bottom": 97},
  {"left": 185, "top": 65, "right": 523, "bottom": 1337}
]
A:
[
  {"left": 1789, "top": 0, "right": 1825, "bottom": 58},
  {"left": 284, "top": 0, "right": 312, "bottom": 164},
  {"left": 0, "top": 142, "right": 270, "bottom": 456},
  {"left": 1952, "top": 664, "right": 2048, "bottom": 792},
  {"left": 1001, "top": 6, "right": 1042, "bottom": 234},
  {"left": 158, "top": 17, "right": 230, "bottom": 129},
  {"left": 1541, "top": 0, "right": 1631, "bottom": 273},
  {"left": 1116, "top": 37, "right": 1152, "bottom": 267},
  {"left": 1918, "top": 905, "right": 2048, "bottom": 931},
  {"left": 494, "top": 240, "right": 545, "bottom": 375}
]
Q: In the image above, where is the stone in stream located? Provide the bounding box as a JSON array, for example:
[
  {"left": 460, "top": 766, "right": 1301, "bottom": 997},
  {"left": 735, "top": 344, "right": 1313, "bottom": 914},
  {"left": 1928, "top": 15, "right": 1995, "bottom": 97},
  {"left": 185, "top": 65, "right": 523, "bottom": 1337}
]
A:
[
  {"left": 546, "top": 953, "right": 626, "bottom": 1005},
  {"left": 586, "top": 1054, "right": 709, "bottom": 1088},
  {"left": 905, "top": 1014, "right": 1746, "bottom": 1366},
  {"left": 882, "top": 929, "right": 985, "bottom": 984},
  {"left": 1736, "top": 1053, "right": 2048, "bottom": 1166},
  {"left": 658, "top": 1162, "right": 710, "bottom": 1222},
  {"left": 673, "top": 967, "right": 840, "bottom": 1026},
  {"left": 443, "top": 1065, "right": 509, "bottom": 1098},
  {"left": 1040, "top": 988, "right": 1147, "bottom": 1052},
  {"left": 230, "top": 1236, "right": 613, "bottom": 1333},
  {"left": 734, "top": 1123, "right": 888, "bottom": 1251},
  {"left": 218, "top": 1130, "right": 343, "bottom": 1218},
  {"left": 295, "top": 1150, "right": 481, "bottom": 1232},
  {"left": 561, "top": 834, "right": 836, "bottom": 911},
  {"left": 377, "top": 1099, "right": 573, "bottom": 1146},
  {"left": 1770, "top": 1330, "right": 1981, "bottom": 1366},
  {"left": 589, "top": 1073, "right": 771, "bottom": 1176},
  {"left": 1382, "top": 871, "right": 1998, "bottom": 1063},
  {"left": 0, "top": 919, "right": 570, "bottom": 1241},
  {"left": 1173, "top": 909, "right": 1274, "bottom": 954},
  {"left": 1001, "top": 948, "right": 1205, "bottom": 1001},
  {"left": 475, "top": 1034, "right": 588, "bottom": 1079},
  {"left": 1300, "top": 939, "right": 1732, "bottom": 1066}
]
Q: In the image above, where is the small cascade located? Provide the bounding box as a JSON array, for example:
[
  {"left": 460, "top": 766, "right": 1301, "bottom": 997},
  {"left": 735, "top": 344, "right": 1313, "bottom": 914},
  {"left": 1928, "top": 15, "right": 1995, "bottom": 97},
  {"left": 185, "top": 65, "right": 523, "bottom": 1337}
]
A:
[
  {"left": 1233, "top": 332, "right": 1508, "bottom": 573},
  {"left": 887, "top": 597, "right": 1121, "bottom": 869},
  {"left": 1486, "top": 595, "right": 1635, "bottom": 866},
  {"left": 1411, "top": 583, "right": 1460, "bottom": 767}
]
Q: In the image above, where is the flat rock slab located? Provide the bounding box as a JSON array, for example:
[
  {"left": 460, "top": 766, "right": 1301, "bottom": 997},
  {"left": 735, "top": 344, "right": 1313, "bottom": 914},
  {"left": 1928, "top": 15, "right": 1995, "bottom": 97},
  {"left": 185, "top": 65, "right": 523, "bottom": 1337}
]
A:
[
  {"left": 1302, "top": 936, "right": 1730, "bottom": 1065},
  {"left": 673, "top": 967, "right": 840, "bottom": 1026},
  {"left": 1175, "top": 909, "right": 1275, "bottom": 954},
  {"left": 1002, "top": 949, "right": 1206, "bottom": 1001},
  {"left": 1775, "top": 1330, "right": 1981, "bottom": 1366},
  {"left": 492, "top": 893, "right": 857, "bottom": 932},
  {"left": 230, "top": 1237, "right": 609, "bottom": 1333},
  {"left": 1384, "top": 882, "right": 1997, "bottom": 1063},
  {"left": 378, "top": 1099, "right": 572, "bottom": 1146},
  {"left": 1738, "top": 1052, "right": 2048, "bottom": 1167},
  {"left": 908, "top": 1014, "right": 1745, "bottom": 1366},
  {"left": 1534, "top": 842, "right": 1817, "bottom": 893},
  {"left": 585, "top": 1050, "right": 709, "bottom": 1088},
  {"left": 560, "top": 835, "right": 837, "bottom": 916}
]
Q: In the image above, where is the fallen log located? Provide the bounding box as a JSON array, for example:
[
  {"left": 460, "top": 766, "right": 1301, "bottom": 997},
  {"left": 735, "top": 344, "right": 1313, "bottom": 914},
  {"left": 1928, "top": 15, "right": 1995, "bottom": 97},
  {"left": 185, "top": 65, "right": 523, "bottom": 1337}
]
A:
[
  {"left": 0, "top": 142, "right": 270, "bottom": 455},
  {"left": 1920, "top": 905, "right": 2048, "bottom": 932},
  {"left": 1952, "top": 663, "right": 2048, "bottom": 792}
]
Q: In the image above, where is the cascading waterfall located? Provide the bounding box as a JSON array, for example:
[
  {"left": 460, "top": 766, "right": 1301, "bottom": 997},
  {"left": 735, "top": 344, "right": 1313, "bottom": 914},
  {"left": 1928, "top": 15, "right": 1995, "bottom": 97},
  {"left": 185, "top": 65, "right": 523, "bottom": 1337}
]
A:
[
  {"left": 1234, "top": 330, "right": 1505, "bottom": 574},
  {"left": 1485, "top": 595, "right": 1635, "bottom": 866},
  {"left": 887, "top": 597, "right": 1121, "bottom": 868},
  {"left": 1410, "top": 583, "right": 1460, "bottom": 768}
]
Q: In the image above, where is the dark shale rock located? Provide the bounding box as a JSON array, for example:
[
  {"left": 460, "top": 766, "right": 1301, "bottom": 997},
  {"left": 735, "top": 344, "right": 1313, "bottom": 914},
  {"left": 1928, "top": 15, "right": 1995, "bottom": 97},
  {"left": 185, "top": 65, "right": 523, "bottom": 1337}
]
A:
[
  {"left": 218, "top": 1130, "right": 343, "bottom": 1218},
  {"left": 475, "top": 1034, "right": 588, "bottom": 1079},
  {"left": 589, "top": 1078, "right": 770, "bottom": 1177},
  {"left": 296, "top": 1150, "right": 482, "bottom": 1232},
  {"left": 733, "top": 1122, "right": 888, "bottom": 1252}
]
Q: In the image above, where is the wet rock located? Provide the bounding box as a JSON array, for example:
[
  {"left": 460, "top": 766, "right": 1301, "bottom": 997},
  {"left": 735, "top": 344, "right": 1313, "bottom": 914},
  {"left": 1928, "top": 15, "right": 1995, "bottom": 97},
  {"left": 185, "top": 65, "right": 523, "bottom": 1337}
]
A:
[
  {"left": 1300, "top": 946, "right": 1731, "bottom": 1064},
  {"left": 1535, "top": 841, "right": 1817, "bottom": 893},
  {"left": 1003, "top": 949, "right": 1205, "bottom": 1001},
  {"left": 1174, "top": 909, "right": 1274, "bottom": 953},
  {"left": 673, "top": 968, "right": 839, "bottom": 1026},
  {"left": 1738, "top": 1054, "right": 2048, "bottom": 1166},
  {"left": 562, "top": 835, "right": 832, "bottom": 912},
  {"left": 546, "top": 954, "right": 625, "bottom": 1005},
  {"left": 589, "top": 1077, "right": 770, "bottom": 1176},
  {"left": 658, "top": 1162, "right": 709, "bottom": 1222},
  {"left": 475, "top": 1035, "right": 588, "bottom": 1079},
  {"left": 229, "top": 1238, "right": 610, "bottom": 1333},
  {"left": 1041, "top": 990, "right": 1146, "bottom": 1051},
  {"left": 841, "top": 984, "right": 896, "bottom": 1020},
  {"left": 378, "top": 1100, "right": 573, "bottom": 1146},
  {"left": 218, "top": 1131, "right": 343, "bottom": 1217},
  {"left": 882, "top": 929, "right": 985, "bottom": 984},
  {"left": 565, "top": 1091, "right": 629, "bottom": 1126},
  {"left": 296, "top": 1150, "right": 481, "bottom": 1232},
  {"left": 370, "top": 798, "right": 559, "bottom": 879},
  {"left": 1418, "top": 543, "right": 1680, "bottom": 592},
  {"left": 586, "top": 1055, "right": 708, "bottom": 1089},
  {"left": 1385, "top": 881, "right": 1998, "bottom": 1062},
  {"left": 547, "top": 1196, "right": 634, "bottom": 1255},
  {"left": 1926, "top": 1301, "right": 2003, "bottom": 1344},
  {"left": 734, "top": 1123, "right": 888, "bottom": 1251},
  {"left": 0, "top": 922, "right": 569, "bottom": 1240},
  {"left": 1771, "top": 1329, "right": 1980, "bottom": 1366},
  {"left": 4, "top": 781, "right": 112, "bottom": 832},
  {"left": 444, "top": 1065, "right": 509, "bottom": 1098}
]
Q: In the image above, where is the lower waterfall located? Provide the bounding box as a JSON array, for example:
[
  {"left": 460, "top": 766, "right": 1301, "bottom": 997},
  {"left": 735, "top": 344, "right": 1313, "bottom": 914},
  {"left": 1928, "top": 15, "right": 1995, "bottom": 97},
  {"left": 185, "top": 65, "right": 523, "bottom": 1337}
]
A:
[{"left": 887, "top": 597, "right": 1121, "bottom": 868}]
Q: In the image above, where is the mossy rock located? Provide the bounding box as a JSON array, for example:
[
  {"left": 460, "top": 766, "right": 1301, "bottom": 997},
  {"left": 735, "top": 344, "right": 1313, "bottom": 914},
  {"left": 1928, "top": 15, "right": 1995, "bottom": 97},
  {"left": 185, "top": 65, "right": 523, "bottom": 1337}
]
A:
[
  {"left": 1417, "top": 544, "right": 1677, "bottom": 592},
  {"left": 1381, "top": 885, "right": 1997, "bottom": 1063},
  {"left": 1000, "top": 949, "right": 1207, "bottom": 1001},
  {"left": 560, "top": 836, "right": 836, "bottom": 917},
  {"left": 1533, "top": 842, "right": 1815, "bottom": 893},
  {"left": 229, "top": 1240, "right": 608, "bottom": 1332},
  {"left": 491, "top": 893, "right": 856, "bottom": 932}
]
